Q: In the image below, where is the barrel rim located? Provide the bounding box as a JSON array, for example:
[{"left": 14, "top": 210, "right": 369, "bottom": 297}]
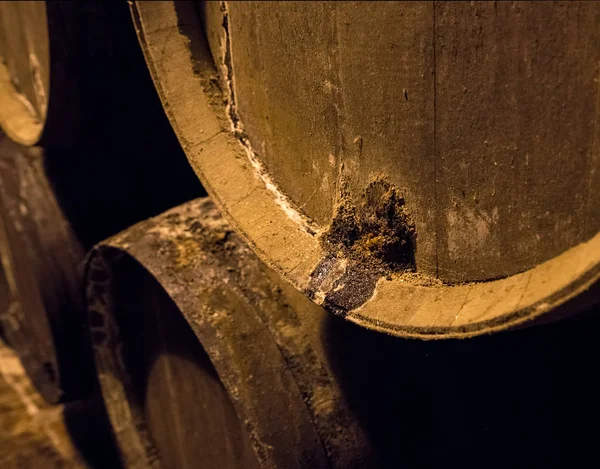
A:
[
  {"left": 0, "top": 1, "right": 49, "bottom": 146},
  {"left": 130, "top": 0, "right": 600, "bottom": 337},
  {"left": 0, "top": 61, "right": 45, "bottom": 146},
  {"left": 83, "top": 200, "right": 342, "bottom": 469}
]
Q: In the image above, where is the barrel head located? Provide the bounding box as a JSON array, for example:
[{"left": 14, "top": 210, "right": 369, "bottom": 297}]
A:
[{"left": 130, "top": 1, "right": 600, "bottom": 336}]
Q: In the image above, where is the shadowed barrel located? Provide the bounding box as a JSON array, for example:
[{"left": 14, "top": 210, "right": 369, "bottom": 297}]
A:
[
  {"left": 84, "top": 198, "right": 374, "bottom": 469},
  {"left": 0, "top": 134, "right": 93, "bottom": 403}
]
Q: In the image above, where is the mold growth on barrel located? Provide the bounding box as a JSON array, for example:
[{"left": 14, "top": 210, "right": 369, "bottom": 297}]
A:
[
  {"left": 325, "top": 180, "right": 416, "bottom": 269},
  {"left": 308, "top": 180, "right": 417, "bottom": 316}
]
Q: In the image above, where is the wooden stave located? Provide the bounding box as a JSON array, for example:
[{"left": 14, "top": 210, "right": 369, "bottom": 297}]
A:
[
  {"left": 0, "top": 134, "right": 94, "bottom": 403},
  {"left": 129, "top": 0, "right": 600, "bottom": 337},
  {"left": 84, "top": 197, "right": 375, "bottom": 469}
]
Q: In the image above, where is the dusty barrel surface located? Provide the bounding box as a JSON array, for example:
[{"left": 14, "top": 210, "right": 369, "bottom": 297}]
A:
[
  {"left": 0, "top": 134, "right": 93, "bottom": 403},
  {"left": 131, "top": 1, "right": 600, "bottom": 336},
  {"left": 85, "top": 198, "right": 374, "bottom": 469}
]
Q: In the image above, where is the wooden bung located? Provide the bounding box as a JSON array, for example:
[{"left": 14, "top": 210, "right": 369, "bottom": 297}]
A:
[
  {"left": 84, "top": 198, "right": 374, "bottom": 469},
  {"left": 130, "top": 1, "right": 600, "bottom": 337},
  {"left": 0, "top": 134, "right": 93, "bottom": 403}
]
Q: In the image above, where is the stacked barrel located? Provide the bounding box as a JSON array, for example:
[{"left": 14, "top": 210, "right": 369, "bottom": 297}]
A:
[{"left": 1, "top": 1, "right": 599, "bottom": 468}]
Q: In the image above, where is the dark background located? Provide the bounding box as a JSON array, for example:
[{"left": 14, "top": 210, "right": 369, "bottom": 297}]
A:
[{"left": 43, "top": 0, "right": 205, "bottom": 249}]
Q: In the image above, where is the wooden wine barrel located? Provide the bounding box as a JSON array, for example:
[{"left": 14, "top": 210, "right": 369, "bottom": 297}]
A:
[
  {"left": 0, "top": 1, "right": 77, "bottom": 147},
  {"left": 0, "top": 134, "right": 94, "bottom": 403},
  {"left": 0, "top": 1, "right": 49, "bottom": 145},
  {"left": 130, "top": 1, "right": 600, "bottom": 337},
  {"left": 85, "top": 198, "right": 374, "bottom": 469}
]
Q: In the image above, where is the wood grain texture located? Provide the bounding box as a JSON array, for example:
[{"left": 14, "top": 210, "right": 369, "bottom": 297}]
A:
[
  {"left": 227, "top": 1, "right": 438, "bottom": 275},
  {"left": 115, "top": 261, "right": 259, "bottom": 469},
  {"left": 0, "top": 135, "right": 92, "bottom": 403},
  {"left": 434, "top": 1, "right": 600, "bottom": 281},
  {"left": 85, "top": 198, "right": 374, "bottom": 469},
  {"left": 0, "top": 339, "right": 122, "bottom": 469}
]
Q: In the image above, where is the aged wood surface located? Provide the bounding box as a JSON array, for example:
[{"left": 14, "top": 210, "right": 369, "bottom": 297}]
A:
[
  {"left": 0, "top": 340, "right": 88, "bottom": 469},
  {"left": 434, "top": 1, "right": 600, "bottom": 281},
  {"left": 225, "top": 1, "right": 438, "bottom": 275},
  {"left": 131, "top": 1, "right": 600, "bottom": 337},
  {"left": 85, "top": 198, "right": 374, "bottom": 469},
  {"left": 0, "top": 1, "right": 48, "bottom": 120},
  {"left": 0, "top": 134, "right": 93, "bottom": 403},
  {"left": 223, "top": 0, "right": 600, "bottom": 282},
  {"left": 114, "top": 261, "right": 259, "bottom": 469},
  {"left": 0, "top": 339, "right": 122, "bottom": 469},
  {"left": 0, "top": 1, "right": 49, "bottom": 145}
]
